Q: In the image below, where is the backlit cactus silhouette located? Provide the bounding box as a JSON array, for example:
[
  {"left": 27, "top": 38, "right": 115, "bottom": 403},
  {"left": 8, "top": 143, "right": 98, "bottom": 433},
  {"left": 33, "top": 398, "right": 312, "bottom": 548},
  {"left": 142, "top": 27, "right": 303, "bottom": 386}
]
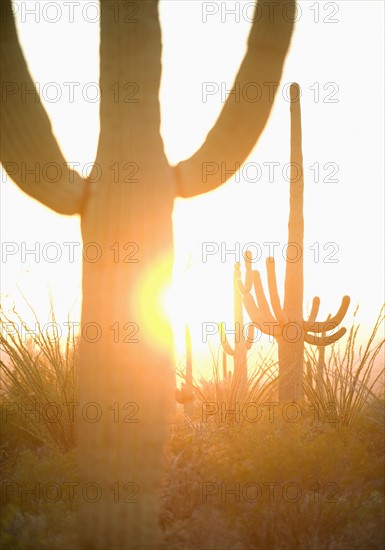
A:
[
  {"left": 238, "top": 84, "right": 350, "bottom": 401},
  {"left": 175, "top": 324, "right": 194, "bottom": 417},
  {"left": 1, "top": 1, "right": 294, "bottom": 547},
  {"left": 315, "top": 315, "right": 330, "bottom": 386},
  {"left": 220, "top": 262, "right": 255, "bottom": 393}
]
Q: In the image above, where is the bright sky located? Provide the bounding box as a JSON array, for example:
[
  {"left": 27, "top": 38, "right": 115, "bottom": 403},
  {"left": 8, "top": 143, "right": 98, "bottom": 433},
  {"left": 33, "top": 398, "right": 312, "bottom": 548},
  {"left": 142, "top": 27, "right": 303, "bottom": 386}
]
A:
[{"left": 1, "top": 1, "right": 384, "bottom": 377}]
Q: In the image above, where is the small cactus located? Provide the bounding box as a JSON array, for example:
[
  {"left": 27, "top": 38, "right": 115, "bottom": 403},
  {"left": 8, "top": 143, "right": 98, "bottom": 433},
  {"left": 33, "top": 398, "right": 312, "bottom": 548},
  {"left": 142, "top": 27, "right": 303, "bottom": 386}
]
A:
[
  {"left": 175, "top": 324, "right": 194, "bottom": 417},
  {"left": 219, "top": 262, "right": 255, "bottom": 395}
]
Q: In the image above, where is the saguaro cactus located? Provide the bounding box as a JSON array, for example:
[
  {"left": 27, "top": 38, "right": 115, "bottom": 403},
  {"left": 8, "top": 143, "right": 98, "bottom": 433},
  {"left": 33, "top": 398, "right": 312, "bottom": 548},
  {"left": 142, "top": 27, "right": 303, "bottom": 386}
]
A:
[
  {"left": 175, "top": 324, "right": 194, "bottom": 417},
  {"left": 1, "top": 1, "right": 294, "bottom": 547},
  {"left": 238, "top": 84, "right": 350, "bottom": 401},
  {"left": 220, "top": 262, "right": 255, "bottom": 394}
]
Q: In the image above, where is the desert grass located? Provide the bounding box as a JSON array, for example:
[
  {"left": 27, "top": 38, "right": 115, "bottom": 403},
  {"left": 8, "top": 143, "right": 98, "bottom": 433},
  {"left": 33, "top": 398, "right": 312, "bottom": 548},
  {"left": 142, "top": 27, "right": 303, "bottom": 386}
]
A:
[
  {"left": 176, "top": 342, "right": 280, "bottom": 426},
  {"left": 303, "top": 304, "right": 384, "bottom": 429},
  {"left": 1, "top": 304, "right": 384, "bottom": 549},
  {"left": 0, "top": 303, "right": 78, "bottom": 452}
]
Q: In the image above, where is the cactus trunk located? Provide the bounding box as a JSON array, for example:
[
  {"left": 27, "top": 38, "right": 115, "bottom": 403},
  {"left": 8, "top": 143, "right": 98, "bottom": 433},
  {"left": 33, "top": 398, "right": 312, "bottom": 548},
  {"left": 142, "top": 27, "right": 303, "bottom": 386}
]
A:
[
  {"left": 233, "top": 265, "right": 248, "bottom": 392},
  {"left": 278, "top": 85, "right": 305, "bottom": 400},
  {"left": 277, "top": 335, "right": 305, "bottom": 400},
  {"left": 77, "top": 4, "right": 175, "bottom": 548}
]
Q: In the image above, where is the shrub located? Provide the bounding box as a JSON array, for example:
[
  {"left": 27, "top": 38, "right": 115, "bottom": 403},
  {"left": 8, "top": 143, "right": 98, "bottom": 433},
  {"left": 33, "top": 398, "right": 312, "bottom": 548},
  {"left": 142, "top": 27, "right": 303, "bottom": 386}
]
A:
[{"left": 0, "top": 305, "right": 78, "bottom": 452}]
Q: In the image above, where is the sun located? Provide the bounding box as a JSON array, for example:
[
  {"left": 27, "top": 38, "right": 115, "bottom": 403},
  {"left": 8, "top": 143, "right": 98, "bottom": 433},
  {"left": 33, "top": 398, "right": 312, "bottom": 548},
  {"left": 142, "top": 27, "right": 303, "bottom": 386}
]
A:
[{"left": 135, "top": 252, "right": 182, "bottom": 354}]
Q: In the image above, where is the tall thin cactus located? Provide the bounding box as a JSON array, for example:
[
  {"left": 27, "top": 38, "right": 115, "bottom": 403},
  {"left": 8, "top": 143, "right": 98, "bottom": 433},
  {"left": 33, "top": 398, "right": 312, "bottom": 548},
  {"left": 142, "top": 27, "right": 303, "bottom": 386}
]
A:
[
  {"left": 175, "top": 324, "right": 194, "bottom": 417},
  {"left": 220, "top": 262, "right": 255, "bottom": 395},
  {"left": 238, "top": 84, "right": 350, "bottom": 401}
]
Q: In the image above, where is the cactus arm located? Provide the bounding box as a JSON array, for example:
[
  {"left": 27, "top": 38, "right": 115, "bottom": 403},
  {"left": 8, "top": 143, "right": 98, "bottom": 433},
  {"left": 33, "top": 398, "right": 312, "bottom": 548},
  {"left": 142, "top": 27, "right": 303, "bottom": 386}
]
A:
[
  {"left": 245, "top": 323, "right": 255, "bottom": 350},
  {"left": 219, "top": 323, "right": 235, "bottom": 355},
  {"left": 0, "top": 0, "right": 86, "bottom": 215},
  {"left": 307, "top": 296, "right": 351, "bottom": 332},
  {"left": 242, "top": 293, "right": 266, "bottom": 326},
  {"left": 235, "top": 251, "right": 252, "bottom": 295},
  {"left": 175, "top": 0, "right": 295, "bottom": 198},
  {"left": 305, "top": 327, "right": 347, "bottom": 346},
  {"left": 303, "top": 296, "right": 321, "bottom": 330},
  {"left": 236, "top": 278, "right": 247, "bottom": 295},
  {"left": 266, "top": 258, "right": 288, "bottom": 324},
  {"left": 243, "top": 251, "right": 254, "bottom": 293},
  {"left": 253, "top": 270, "right": 276, "bottom": 323},
  {"left": 243, "top": 292, "right": 281, "bottom": 336}
]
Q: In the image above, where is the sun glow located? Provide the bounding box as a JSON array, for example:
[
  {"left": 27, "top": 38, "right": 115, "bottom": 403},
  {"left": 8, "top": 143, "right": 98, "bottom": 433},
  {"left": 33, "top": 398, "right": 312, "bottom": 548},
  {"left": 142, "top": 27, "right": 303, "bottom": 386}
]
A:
[{"left": 135, "top": 253, "right": 176, "bottom": 354}]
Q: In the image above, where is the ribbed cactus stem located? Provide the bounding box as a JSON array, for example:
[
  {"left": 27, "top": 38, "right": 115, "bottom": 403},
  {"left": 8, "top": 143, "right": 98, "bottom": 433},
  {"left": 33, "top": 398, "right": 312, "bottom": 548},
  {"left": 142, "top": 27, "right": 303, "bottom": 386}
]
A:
[{"left": 283, "top": 83, "right": 304, "bottom": 319}]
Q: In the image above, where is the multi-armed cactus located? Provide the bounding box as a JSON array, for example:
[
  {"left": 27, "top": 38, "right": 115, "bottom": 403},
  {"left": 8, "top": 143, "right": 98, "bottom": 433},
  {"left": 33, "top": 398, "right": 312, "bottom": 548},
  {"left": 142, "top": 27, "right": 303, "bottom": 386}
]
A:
[
  {"left": 220, "top": 262, "right": 255, "bottom": 393},
  {"left": 238, "top": 84, "right": 350, "bottom": 401}
]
